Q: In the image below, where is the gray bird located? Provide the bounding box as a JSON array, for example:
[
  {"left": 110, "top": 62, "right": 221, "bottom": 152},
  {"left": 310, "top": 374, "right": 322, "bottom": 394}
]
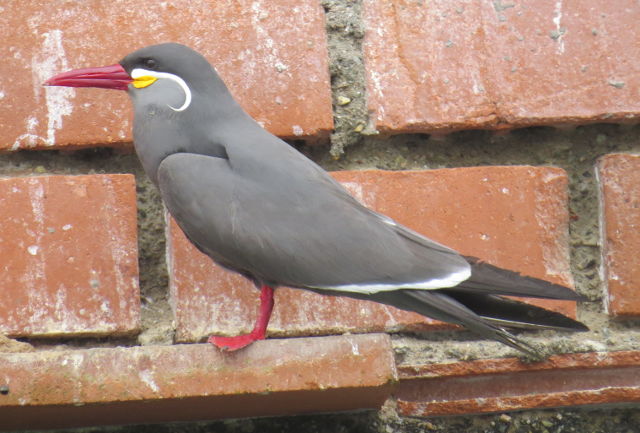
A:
[{"left": 46, "top": 43, "right": 587, "bottom": 354}]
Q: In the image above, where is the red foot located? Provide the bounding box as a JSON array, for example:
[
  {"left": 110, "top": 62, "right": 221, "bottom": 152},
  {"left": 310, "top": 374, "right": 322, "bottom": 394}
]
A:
[
  {"left": 208, "top": 333, "right": 262, "bottom": 351},
  {"left": 208, "top": 284, "right": 274, "bottom": 351}
]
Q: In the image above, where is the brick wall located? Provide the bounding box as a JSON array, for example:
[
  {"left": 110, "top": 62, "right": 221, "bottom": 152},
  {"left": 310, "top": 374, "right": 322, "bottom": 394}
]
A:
[{"left": 1, "top": 0, "right": 639, "bottom": 431}]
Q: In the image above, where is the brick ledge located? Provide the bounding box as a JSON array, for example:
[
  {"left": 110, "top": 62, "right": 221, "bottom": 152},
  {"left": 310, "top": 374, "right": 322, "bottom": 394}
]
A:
[
  {"left": 396, "top": 350, "right": 640, "bottom": 417},
  {"left": 0, "top": 334, "right": 395, "bottom": 431}
]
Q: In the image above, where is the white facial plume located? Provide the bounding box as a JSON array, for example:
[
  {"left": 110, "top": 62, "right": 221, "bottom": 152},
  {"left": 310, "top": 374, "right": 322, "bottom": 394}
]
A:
[{"left": 131, "top": 68, "right": 192, "bottom": 112}]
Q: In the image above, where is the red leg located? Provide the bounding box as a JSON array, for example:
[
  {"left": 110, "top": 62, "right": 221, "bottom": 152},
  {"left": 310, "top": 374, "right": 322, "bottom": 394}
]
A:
[{"left": 208, "top": 284, "right": 274, "bottom": 351}]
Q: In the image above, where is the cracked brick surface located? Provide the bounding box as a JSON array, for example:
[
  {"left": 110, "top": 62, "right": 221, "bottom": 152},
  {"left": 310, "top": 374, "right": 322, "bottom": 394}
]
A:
[
  {"left": 363, "top": 0, "right": 640, "bottom": 133},
  {"left": 598, "top": 153, "right": 640, "bottom": 317},
  {"left": 1, "top": 0, "right": 332, "bottom": 150},
  {"left": 0, "top": 174, "right": 140, "bottom": 337}
]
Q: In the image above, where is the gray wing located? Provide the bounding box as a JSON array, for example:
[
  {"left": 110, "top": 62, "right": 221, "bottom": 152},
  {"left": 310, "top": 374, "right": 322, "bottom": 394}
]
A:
[{"left": 157, "top": 152, "right": 470, "bottom": 293}]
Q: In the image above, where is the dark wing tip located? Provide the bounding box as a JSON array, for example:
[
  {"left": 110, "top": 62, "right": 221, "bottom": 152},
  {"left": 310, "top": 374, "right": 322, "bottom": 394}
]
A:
[
  {"left": 445, "top": 291, "right": 589, "bottom": 333},
  {"left": 493, "top": 328, "right": 542, "bottom": 358},
  {"left": 462, "top": 256, "right": 585, "bottom": 301}
]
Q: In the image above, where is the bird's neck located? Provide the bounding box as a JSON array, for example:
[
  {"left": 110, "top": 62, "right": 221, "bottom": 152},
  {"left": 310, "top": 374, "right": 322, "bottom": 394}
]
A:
[{"left": 131, "top": 87, "right": 252, "bottom": 186}]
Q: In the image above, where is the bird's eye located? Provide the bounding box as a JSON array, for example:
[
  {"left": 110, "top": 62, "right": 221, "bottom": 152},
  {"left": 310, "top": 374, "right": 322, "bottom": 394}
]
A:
[{"left": 145, "top": 58, "right": 156, "bottom": 69}]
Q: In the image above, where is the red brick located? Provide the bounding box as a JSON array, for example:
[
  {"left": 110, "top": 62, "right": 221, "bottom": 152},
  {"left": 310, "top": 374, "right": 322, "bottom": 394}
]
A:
[
  {"left": 168, "top": 167, "right": 576, "bottom": 343},
  {"left": 363, "top": 0, "right": 640, "bottom": 134},
  {"left": 396, "top": 351, "right": 640, "bottom": 416},
  {"left": 0, "top": 334, "right": 395, "bottom": 430},
  {"left": 598, "top": 154, "right": 640, "bottom": 317},
  {"left": 0, "top": 174, "right": 139, "bottom": 337},
  {"left": 1, "top": 0, "right": 331, "bottom": 151}
]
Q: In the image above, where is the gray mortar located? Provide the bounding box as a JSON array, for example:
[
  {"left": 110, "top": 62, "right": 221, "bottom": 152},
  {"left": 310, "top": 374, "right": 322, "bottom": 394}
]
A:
[{"left": 321, "top": 0, "right": 373, "bottom": 158}]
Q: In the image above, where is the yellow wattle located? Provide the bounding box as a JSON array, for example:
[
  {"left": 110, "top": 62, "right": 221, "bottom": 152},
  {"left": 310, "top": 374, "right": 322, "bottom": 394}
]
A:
[{"left": 132, "top": 76, "right": 157, "bottom": 88}]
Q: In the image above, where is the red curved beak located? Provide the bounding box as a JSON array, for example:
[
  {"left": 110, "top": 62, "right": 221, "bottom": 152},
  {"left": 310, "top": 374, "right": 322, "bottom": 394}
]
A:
[{"left": 45, "top": 64, "right": 132, "bottom": 91}]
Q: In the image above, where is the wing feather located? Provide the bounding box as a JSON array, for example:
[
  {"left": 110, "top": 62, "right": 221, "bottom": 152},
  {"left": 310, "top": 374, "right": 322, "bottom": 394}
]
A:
[{"left": 157, "top": 152, "right": 471, "bottom": 292}]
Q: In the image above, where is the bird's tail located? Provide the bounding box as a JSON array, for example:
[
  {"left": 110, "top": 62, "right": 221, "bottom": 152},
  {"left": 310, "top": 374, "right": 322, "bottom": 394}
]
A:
[
  {"left": 453, "top": 256, "right": 586, "bottom": 301},
  {"left": 367, "top": 287, "right": 587, "bottom": 356},
  {"left": 334, "top": 258, "right": 588, "bottom": 355},
  {"left": 442, "top": 291, "right": 588, "bottom": 332}
]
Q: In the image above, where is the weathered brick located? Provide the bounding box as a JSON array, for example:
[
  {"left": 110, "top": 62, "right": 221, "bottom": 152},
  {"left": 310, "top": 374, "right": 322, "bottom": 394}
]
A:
[
  {"left": 598, "top": 153, "right": 640, "bottom": 316},
  {"left": 0, "top": 174, "right": 140, "bottom": 337},
  {"left": 0, "top": 334, "right": 395, "bottom": 430},
  {"left": 363, "top": 0, "right": 640, "bottom": 134},
  {"left": 1, "top": 0, "right": 331, "bottom": 150},
  {"left": 168, "top": 167, "right": 576, "bottom": 343},
  {"left": 396, "top": 351, "right": 640, "bottom": 416}
]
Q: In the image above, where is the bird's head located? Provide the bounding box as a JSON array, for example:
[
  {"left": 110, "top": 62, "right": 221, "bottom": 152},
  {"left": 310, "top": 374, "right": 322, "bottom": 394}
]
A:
[{"left": 45, "top": 43, "right": 215, "bottom": 112}]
